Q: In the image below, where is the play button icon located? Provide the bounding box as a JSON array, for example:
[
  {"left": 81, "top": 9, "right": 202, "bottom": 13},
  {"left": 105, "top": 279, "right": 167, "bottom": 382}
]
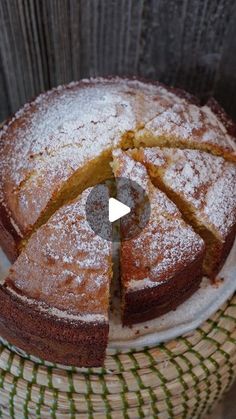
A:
[
  {"left": 109, "top": 198, "right": 130, "bottom": 222},
  {"left": 86, "top": 177, "right": 150, "bottom": 242}
]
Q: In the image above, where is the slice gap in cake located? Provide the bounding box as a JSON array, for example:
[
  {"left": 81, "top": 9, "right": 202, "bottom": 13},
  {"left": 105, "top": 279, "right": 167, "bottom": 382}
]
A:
[
  {"left": 111, "top": 149, "right": 205, "bottom": 325},
  {"left": 109, "top": 226, "right": 122, "bottom": 325},
  {"left": 20, "top": 148, "right": 114, "bottom": 250},
  {"left": 11, "top": 130, "right": 136, "bottom": 258},
  {"left": 0, "top": 78, "right": 143, "bottom": 261},
  {"left": 104, "top": 177, "right": 122, "bottom": 323},
  {"left": 130, "top": 147, "right": 236, "bottom": 279},
  {"left": 0, "top": 186, "right": 113, "bottom": 367},
  {"left": 45, "top": 128, "right": 137, "bottom": 223},
  {"left": 133, "top": 127, "right": 236, "bottom": 161}
]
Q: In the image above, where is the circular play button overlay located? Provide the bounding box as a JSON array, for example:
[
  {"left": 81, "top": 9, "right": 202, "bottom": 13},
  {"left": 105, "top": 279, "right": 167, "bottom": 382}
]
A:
[{"left": 86, "top": 178, "right": 151, "bottom": 241}]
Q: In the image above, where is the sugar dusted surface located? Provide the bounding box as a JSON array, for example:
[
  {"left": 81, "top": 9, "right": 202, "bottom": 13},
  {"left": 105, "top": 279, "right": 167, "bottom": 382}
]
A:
[
  {"left": 0, "top": 78, "right": 174, "bottom": 233},
  {"left": 135, "top": 100, "right": 236, "bottom": 155},
  {"left": 141, "top": 148, "right": 236, "bottom": 239},
  {"left": 5, "top": 187, "right": 112, "bottom": 320},
  {"left": 113, "top": 150, "right": 204, "bottom": 290},
  {"left": 1, "top": 77, "right": 235, "bottom": 237}
]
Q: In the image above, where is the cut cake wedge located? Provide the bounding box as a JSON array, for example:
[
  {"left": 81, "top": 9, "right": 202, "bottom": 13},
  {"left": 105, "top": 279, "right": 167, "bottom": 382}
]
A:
[
  {"left": 0, "top": 186, "right": 112, "bottom": 367},
  {"left": 112, "top": 150, "right": 205, "bottom": 325},
  {"left": 131, "top": 147, "right": 236, "bottom": 278}
]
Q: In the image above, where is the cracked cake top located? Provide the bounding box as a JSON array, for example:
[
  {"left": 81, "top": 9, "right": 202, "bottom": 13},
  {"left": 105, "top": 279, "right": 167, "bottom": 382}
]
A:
[{"left": 0, "top": 77, "right": 235, "bottom": 261}]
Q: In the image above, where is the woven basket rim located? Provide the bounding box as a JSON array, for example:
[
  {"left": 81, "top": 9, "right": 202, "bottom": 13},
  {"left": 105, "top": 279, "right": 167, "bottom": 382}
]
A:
[{"left": 0, "top": 294, "right": 235, "bottom": 418}]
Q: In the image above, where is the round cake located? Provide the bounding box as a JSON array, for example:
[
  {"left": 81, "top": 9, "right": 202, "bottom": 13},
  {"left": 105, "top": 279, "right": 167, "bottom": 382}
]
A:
[{"left": 0, "top": 77, "right": 235, "bottom": 367}]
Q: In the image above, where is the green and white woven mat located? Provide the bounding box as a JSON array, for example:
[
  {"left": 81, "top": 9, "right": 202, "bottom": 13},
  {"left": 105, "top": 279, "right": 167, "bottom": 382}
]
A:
[{"left": 0, "top": 293, "right": 235, "bottom": 418}]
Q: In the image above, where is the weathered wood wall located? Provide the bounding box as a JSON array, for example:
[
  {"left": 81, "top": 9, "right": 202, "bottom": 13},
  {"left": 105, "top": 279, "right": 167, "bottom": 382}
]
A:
[{"left": 0, "top": 0, "right": 236, "bottom": 121}]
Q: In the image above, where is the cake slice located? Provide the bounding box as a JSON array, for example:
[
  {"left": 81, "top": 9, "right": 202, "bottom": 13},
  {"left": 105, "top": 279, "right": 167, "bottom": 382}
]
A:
[
  {"left": 112, "top": 150, "right": 205, "bottom": 325},
  {"left": 134, "top": 99, "right": 236, "bottom": 162},
  {"left": 0, "top": 186, "right": 112, "bottom": 367},
  {"left": 131, "top": 147, "right": 236, "bottom": 278}
]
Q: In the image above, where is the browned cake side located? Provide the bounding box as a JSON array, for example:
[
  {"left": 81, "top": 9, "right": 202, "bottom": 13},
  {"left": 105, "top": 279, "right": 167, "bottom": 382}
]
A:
[
  {"left": 112, "top": 150, "right": 205, "bottom": 325},
  {"left": 0, "top": 287, "right": 107, "bottom": 367},
  {"left": 206, "top": 97, "right": 236, "bottom": 138},
  {"left": 121, "top": 256, "right": 203, "bottom": 325},
  {"left": 0, "top": 186, "right": 112, "bottom": 367}
]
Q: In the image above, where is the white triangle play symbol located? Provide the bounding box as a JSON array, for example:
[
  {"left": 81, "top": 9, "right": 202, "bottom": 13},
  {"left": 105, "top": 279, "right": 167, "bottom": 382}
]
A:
[{"left": 109, "top": 198, "right": 131, "bottom": 223}]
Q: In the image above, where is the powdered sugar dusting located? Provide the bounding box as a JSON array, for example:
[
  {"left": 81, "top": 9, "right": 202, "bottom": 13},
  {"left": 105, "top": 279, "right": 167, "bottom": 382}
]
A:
[
  {"left": 113, "top": 151, "right": 204, "bottom": 290},
  {"left": 141, "top": 148, "right": 236, "bottom": 238},
  {"left": 1, "top": 78, "right": 235, "bottom": 238},
  {"left": 113, "top": 149, "right": 181, "bottom": 218},
  {"left": 112, "top": 148, "right": 150, "bottom": 192},
  {"left": 5, "top": 187, "right": 112, "bottom": 320},
  {"left": 135, "top": 99, "right": 236, "bottom": 155},
  {"left": 128, "top": 277, "right": 166, "bottom": 290},
  {"left": 122, "top": 208, "right": 204, "bottom": 290},
  {"left": 0, "top": 78, "right": 177, "bottom": 233}
]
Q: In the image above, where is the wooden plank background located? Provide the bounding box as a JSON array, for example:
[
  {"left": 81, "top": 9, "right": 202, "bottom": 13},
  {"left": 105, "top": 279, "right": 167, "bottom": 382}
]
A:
[{"left": 0, "top": 0, "right": 236, "bottom": 122}]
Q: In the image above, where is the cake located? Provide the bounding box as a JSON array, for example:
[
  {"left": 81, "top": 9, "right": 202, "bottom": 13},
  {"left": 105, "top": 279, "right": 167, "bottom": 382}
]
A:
[
  {"left": 130, "top": 147, "right": 236, "bottom": 278},
  {"left": 0, "top": 186, "right": 112, "bottom": 367},
  {"left": 0, "top": 78, "right": 235, "bottom": 262},
  {"left": 112, "top": 150, "right": 205, "bottom": 325},
  {"left": 0, "top": 77, "right": 235, "bottom": 367}
]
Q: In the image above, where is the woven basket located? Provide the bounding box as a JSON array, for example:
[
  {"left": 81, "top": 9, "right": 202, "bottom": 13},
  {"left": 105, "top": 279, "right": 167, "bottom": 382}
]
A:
[{"left": 0, "top": 294, "right": 234, "bottom": 418}]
